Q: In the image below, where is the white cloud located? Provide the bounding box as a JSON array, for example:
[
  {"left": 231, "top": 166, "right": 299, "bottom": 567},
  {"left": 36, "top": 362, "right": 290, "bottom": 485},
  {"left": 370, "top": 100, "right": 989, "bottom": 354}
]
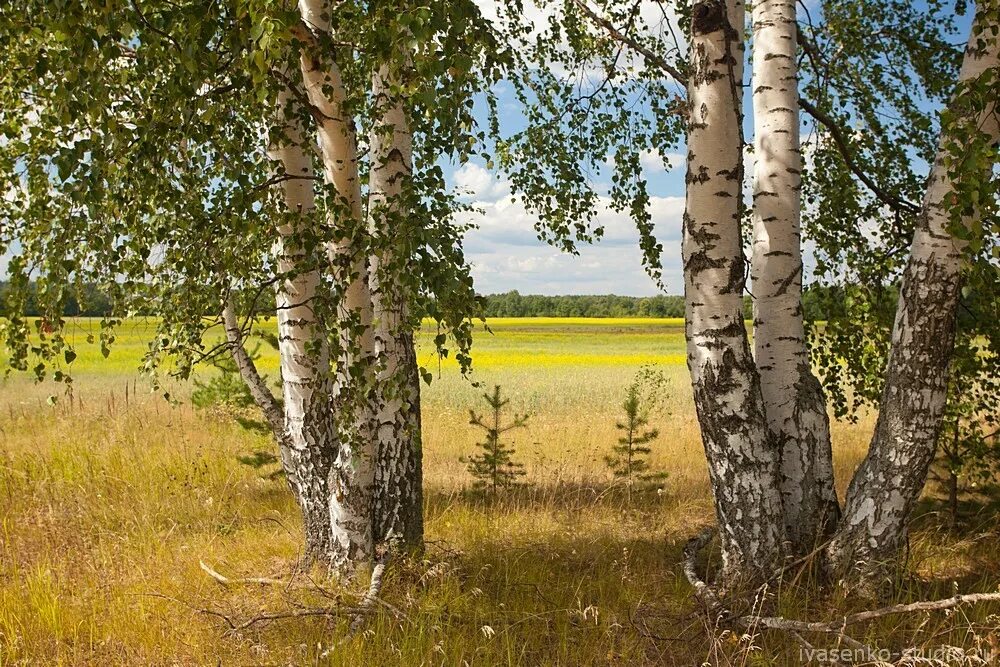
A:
[
  {"left": 457, "top": 184, "right": 685, "bottom": 295},
  {"left": 453, "top": 162, "right": 511, "bottom": 202}
]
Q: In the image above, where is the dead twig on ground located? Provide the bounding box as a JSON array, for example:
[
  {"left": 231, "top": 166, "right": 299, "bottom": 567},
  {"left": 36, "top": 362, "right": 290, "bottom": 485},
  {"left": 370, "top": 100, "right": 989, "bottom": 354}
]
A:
[
  {"left": 681, "top": 527, "right": 1000, "bottom": 664},
  {"left": 199, "top": 560, "right": 298, "bottom": 589}
]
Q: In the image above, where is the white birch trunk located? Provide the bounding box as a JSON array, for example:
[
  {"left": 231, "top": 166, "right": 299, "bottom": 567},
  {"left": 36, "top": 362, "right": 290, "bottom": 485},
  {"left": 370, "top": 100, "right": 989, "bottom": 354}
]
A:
[
  {"left": 827, "top": 5, "right": 1000, "bottom": 586},
  {"left": 299, "top": 0, "right": 377, "bottom": 575},
  {"left": 267, "top": 79, "right": 340, "bottom": 561},
  {"left": 684, "top": 0, "right": 785, "bottom": 584},
  {"left": 750, "top": 0, "right": 838, "bottom": 555},
  {"left": 368, "top": 61, "right": 424, "bottom": 551}
]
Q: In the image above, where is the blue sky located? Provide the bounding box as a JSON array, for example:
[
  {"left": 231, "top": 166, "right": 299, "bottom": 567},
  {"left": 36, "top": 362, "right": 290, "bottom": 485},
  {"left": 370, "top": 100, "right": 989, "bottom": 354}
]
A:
[
  {"left": 448, "top": 143, "right": 688, "bottom": 297},
  {"left": 451, "top": 0, "right": 969, "bottom": 297},
  {"left": 454, "top": 0, "right": 690, "bottom": 297}
]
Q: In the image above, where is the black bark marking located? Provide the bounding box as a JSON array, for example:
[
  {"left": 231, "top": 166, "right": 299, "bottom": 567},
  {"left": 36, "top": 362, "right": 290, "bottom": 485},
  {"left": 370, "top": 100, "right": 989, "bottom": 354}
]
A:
[
  {"left": 771, "top": 262, "right": 802, "bottom": 296},
  {"left": 692, "top": 0, "right": 727, "bottom": 36},
  {"left": 686, "top": 250, "right": 727, "bottom": 275},
  {"left": 723, "top": 255, "right": 745, "bottom": 294}
]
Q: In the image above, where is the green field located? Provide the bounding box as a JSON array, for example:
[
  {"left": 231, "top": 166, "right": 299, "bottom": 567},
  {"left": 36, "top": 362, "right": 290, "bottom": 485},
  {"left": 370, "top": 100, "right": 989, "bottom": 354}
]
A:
[{"left": 0, "top": 318, "right": 992, "bottom": 666}]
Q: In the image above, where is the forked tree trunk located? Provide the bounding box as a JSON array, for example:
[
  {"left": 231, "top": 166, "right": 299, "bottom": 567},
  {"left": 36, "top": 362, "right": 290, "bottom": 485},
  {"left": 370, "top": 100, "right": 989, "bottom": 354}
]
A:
[
  {"left": 368, "top": 61, "right": 424, "bottom": 551},
  {"left": 750, "top": 0, "right": 838, "bottom": 556},
  {"left": 299, "top": 0, "right": 378, "bottom": 575},
  {"left": 267, "top": 78, "right": 340, "bottom": 561},
  {"left": 684, "top": 0, "right": 784, "bottom": 584},
  {"left": 826, "top": 5, "right": 1000, "bottom": 586}
]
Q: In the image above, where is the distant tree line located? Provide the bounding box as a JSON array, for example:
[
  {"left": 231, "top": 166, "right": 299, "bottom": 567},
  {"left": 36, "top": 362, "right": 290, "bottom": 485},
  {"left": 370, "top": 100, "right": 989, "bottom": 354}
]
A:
[
  {"left": 1, "top": 282, "right": 862, "bottom": 322},
  {"left": 483, "top": 289, "right": 854, "bottom": 321},
  {"left": 482, "top": 291, "right": 687, "bottom": 318},
  {"left": 0, "top": 281, "right": 113, "bottom": 317}
]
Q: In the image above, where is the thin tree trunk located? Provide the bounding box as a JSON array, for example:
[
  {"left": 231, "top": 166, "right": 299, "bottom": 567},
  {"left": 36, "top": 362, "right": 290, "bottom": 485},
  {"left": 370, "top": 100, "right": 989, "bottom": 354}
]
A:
[
  {"left": 221, "top": 296, "right": 285, "bottom": 441},
  {"left": 267, "top": 77, "right": 340, "bottom": 562},
  {"left": 684, "top": 0, "right": 785, "bottom": 585},
  {"left": 826, "top": 5, "right": 1000, "bottom": 586},
  {"left": 299, "top": 0, "right": 377, "bottom": 575},
  {"left": 368, "top": 61, "right": 424, "bottom": 551},
  {"left": 750, "top": 0, "right": 838, "bottom": 556},
  {"left": 948, "top": 465, "right": 959, "bottom": 530}
]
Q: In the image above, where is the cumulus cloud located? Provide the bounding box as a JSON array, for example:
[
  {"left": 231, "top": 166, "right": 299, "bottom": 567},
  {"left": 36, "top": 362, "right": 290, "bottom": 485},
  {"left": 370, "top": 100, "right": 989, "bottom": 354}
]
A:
[
  {"left": 453, "top": 162, "right": 511, "bottom": 202},
  {"left": 454, "top": 168, "right": 686, "bottom": 294}
]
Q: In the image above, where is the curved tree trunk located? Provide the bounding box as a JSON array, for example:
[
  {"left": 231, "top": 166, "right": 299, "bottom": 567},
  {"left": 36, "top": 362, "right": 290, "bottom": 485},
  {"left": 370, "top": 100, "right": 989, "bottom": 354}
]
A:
[
  {"left": 750, "top": 0, "right": 838, "bottom": 556},
  {"left": 299, "top": 0, "right": 377, "bottom": 576},
  {"left": 368, "top": 61, "right": 424, "bottom": 551},
  {"left": 267, "top": 77, "right": 340, "bottom": 561},
  {"left": 684, "top": 0, "right": 784, "bottom": 585},
  {"left": 826, "top": 5, "right": 1000, "bottom": 587}
]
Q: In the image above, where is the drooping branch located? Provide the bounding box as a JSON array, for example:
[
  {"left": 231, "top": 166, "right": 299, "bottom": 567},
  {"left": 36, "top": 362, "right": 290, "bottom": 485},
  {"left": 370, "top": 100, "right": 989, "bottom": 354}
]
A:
[
  {"left": 221, "top": 295, "right": 285, "bottom": 442},
  {"left": 568, "top": 2, "right": 921, "bottom": 219},
  {"left": 569, "top": 0, "right": 687, "bottom": 83}
]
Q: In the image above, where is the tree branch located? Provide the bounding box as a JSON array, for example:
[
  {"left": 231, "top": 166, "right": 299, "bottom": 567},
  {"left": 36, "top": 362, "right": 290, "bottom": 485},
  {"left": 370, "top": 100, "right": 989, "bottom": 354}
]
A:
[
  {"left": 795, "top": 27, "right": 922, "bottom": 216},
  {"left": 798, "top": 97, "right": 920, "bottom": 217},
  {"left": 681, "top": 528, "right": 1000, "bottom": 662},
  {"left": 570, "top": 0, "right": 687, "bottom": 84},
  {"left": 221, "top": 294, "right": 285, "bottom": 441},
  {"left": 571, "top": 3, "right": 922, "bottom": 219}
]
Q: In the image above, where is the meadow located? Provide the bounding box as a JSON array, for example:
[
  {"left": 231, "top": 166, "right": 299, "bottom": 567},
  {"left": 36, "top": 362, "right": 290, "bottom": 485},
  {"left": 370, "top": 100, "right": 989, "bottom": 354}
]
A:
[{"left": 0, "top": 318, "right": 997, "bottom": 665}]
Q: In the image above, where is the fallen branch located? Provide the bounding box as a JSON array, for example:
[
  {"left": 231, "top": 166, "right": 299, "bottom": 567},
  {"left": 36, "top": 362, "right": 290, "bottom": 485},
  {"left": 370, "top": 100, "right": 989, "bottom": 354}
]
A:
[
  {"left": 199, "top": 560, "right": 294, "bottom": 588},
  {"left": 681, "top": 528, "right": 1000, "bottom": 663},
  {"left": 752, "top": 592, "right": 1000, "bottom": 634},
  {"left": 138, "top": 591, "right": 240, "bottom": 630},
  {"left": 232, "top": 605, "right": 369, "bottom": 632},
  {"left": 144, "top": 590, "right": 370, "bottom": 634}
]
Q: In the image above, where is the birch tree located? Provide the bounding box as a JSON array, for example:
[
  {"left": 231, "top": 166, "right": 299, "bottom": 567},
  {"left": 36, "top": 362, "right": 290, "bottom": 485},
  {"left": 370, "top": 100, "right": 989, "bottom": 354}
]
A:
[
  {"left": 297, "top": 0, "right": 378, "bottom": 575},
  {"left": 750, "top": 0, "right": 838, "bottom": 555},
  {"left": 0, "top": 0, "right": 507, "bottom": 576},
  {"left": 494, "top": 0, "right": 1000, "bottom": 589},
  {"left": 264, "top": 75, "right": 342, "bottom": 562},
  {"left": 368, "top": 56, "right": 425, "bottom": 549},
  {"left": 825, "top": 6, "right": 1000, "bottom": 583},
  {"left": 683, "top": 0, "right": 785, "bottom": 582}
]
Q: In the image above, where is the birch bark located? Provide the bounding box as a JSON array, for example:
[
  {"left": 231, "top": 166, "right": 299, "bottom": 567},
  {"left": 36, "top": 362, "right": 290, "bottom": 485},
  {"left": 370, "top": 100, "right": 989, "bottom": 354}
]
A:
[
  {"left": 750, "top": 0, "right": 838, "bottom": 555},
  {"left": 368, "top": 61, "right": 424, "bottom": 551},
  {"left": 267, "top": 78, "right": 340, "bottom": 561},
  {"left": 684, "top": 0, "right": 785, "bottom": 584},
  {"left": 827, "top": 4, "right": 1000, "bottom": 585},
  {"left": 299, "top": 0, "right": 377, "bottom": 574}
]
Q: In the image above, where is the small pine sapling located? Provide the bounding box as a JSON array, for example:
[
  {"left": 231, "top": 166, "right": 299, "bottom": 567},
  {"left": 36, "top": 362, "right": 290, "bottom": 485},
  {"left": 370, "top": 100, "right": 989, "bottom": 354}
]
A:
[
  {"left": 605, "top": 367, "right": 669, "bottom": 503},
  {"left": 463, "top": 385, "right": 529, "bottom": 494}
]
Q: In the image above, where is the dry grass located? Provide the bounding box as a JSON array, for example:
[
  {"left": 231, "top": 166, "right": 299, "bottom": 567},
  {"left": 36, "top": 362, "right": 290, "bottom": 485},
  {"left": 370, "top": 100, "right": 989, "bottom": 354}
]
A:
[{"left": 0, "top": 318, "right": 998, "bottom": 665}]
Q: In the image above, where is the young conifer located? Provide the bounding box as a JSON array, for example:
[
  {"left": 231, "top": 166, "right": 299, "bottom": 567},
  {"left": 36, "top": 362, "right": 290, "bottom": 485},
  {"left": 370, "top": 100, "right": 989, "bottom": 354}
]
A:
[
  {"left": 464, "top": 385, "right": 529, "bottom": 494},
  {"left": 606, "top": 372, "right": 668, "bottom": 504}
]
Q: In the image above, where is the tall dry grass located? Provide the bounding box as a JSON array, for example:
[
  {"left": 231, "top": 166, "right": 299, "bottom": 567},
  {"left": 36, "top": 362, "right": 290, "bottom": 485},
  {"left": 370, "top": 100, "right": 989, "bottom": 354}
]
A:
[{"left": 0, "top": 319, "right": 997, "bottom": 665}]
